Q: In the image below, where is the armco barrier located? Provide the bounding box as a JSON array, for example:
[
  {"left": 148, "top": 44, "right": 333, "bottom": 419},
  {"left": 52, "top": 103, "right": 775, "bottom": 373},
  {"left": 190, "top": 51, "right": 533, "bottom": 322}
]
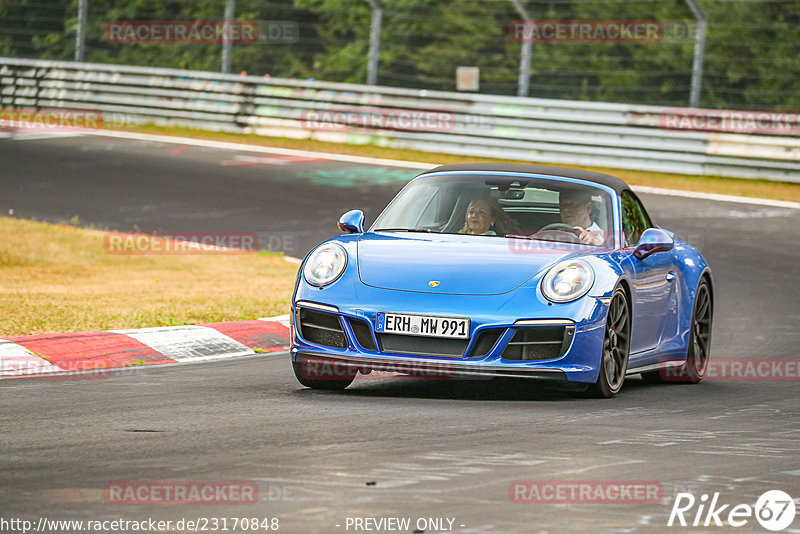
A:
[{"left": 1, "top": 57, "right": 798, "bottom": 182}]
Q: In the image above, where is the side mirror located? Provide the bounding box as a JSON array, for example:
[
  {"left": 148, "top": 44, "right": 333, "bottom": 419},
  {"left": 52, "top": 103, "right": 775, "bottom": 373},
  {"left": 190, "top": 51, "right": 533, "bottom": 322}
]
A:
[
  {"left": 338, "top": 209, "right": 365, "bottom": 234},
  {"left": 634, "top": 228, "right": 674, "bottom": 260}
]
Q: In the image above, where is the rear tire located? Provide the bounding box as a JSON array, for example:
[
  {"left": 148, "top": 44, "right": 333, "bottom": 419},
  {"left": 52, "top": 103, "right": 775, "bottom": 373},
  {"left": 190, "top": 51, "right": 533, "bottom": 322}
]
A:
[
  {"left": 588, "top": 286, "right": 630, "bottom": 398},
  {"left": 293, "top": 360, "right": 356, "bottom": 390}
]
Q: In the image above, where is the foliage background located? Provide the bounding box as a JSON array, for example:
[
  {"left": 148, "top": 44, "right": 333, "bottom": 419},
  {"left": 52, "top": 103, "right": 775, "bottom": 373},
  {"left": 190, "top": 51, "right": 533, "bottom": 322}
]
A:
[{"left": 1, "top": 0, "right": 799, "bottom": 109}]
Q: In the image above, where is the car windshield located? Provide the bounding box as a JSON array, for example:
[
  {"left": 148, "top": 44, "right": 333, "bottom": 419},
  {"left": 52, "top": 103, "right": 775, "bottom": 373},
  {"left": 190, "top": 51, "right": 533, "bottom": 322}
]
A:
[{"left": 372, "top": 174, "right": 613, "bottom": 246}]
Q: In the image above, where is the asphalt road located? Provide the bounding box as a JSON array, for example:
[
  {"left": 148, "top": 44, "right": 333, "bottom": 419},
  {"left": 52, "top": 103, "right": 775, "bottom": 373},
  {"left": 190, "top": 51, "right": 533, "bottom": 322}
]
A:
[
  {"left": 0, "top": 131, "right": 421, "bottom": 258},
  {"left": 1, "top": 132, "right": 799, "bottom": 533}
]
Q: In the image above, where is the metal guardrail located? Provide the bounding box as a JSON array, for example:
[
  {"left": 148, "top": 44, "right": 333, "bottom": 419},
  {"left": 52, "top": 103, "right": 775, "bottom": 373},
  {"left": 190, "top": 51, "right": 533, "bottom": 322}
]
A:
[{"left": 1, "top": 57, "right": 798, "bottom": 183}]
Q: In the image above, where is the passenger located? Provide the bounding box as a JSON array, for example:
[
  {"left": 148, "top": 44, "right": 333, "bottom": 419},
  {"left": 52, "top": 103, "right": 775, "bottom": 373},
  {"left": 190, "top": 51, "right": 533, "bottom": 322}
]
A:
[
  {"left": 459, "top": 197, "right": 517, "bottom": 236},
  {"left": 558, "top": 190, "right": 604, "bottom": 245}
]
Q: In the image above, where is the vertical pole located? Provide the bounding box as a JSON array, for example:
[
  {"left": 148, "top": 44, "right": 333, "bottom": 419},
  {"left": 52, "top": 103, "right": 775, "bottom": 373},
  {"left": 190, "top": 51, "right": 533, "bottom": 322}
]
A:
[
  {"left": 684, "top": 0, "right": 707, "bottom": 108},
  {"left": 222, "top": 0, "right": 236, "bottom": 73},
  {"left": 509, "top": 0, "right": 531, "bottom": 97},
  {"left": 365, "top": 0, "right": 382, "bottom": 85},
  {"left": 75, "top": 0, "right": 88, "bottom": 62}
]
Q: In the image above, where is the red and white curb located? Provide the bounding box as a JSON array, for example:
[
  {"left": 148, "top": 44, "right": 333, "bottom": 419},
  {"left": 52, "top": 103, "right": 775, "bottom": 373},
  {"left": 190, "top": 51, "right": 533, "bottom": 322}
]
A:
[{"left": 0, "top": 316, "right": 290, "bottom": 379}]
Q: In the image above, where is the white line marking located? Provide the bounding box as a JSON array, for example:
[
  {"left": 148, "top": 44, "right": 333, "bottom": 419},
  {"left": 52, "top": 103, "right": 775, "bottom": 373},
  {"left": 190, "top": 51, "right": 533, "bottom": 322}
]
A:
[
  {"left": 221, "top": 154, "right": 327, "bottom": 166},
  {"left": 11, "top": 130, "right": 86, "bottom": 141},
  {"left": 86, "top": 129, "right": 799, "bottom": 209},
  {"left": 632, "top": 185, "right": 800, "bottom": 210},
  {"left": 86, "top": 129, "right": 434, "bottom": 170}
]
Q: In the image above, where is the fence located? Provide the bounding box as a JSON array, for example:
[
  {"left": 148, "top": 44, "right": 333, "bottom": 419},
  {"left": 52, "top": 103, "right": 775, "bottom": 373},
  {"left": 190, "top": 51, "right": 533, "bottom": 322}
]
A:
[
  {"left": 1, "top": 0, "right": 800, "bottom": 110},
  {"left": 1, "top": 57, "right": 798, "bottom": 182}
]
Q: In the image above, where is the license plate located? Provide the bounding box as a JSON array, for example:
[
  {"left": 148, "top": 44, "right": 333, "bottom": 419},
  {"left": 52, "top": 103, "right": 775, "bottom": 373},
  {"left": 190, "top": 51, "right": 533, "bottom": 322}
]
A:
[{"left": 376, "top": 312, "right": 470, "bottom": 339}]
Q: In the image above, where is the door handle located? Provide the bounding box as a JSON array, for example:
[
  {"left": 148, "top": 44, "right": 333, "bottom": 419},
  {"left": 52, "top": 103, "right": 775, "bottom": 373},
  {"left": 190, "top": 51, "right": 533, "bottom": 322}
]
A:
[{"left": 665, "top": 271, "right": 676, "bottom": 282}]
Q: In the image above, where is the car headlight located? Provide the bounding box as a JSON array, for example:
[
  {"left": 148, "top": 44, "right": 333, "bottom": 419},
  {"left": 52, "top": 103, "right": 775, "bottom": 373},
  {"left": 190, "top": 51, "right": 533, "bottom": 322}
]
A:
[
  {"left": 541, "top": 260, "right": 594, "bottom": 303},
  {"left": 303, "top": 243, "right": 348, "bottom": 287}
]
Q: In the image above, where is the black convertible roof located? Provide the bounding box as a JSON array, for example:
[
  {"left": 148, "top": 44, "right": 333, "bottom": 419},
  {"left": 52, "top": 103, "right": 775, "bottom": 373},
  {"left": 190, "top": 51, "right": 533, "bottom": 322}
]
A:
[{"left": 419, "top": 163, "right": 630, "bottom": 193}]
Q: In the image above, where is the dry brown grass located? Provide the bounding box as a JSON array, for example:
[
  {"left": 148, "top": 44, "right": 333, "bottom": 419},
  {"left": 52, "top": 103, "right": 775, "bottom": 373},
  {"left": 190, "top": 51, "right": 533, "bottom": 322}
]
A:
[
  {"left": 0, "top": 217, "right": 297, "bottom": 336},
  {"left": 121, "top": 124, "right": 800, "bottom": 203}
]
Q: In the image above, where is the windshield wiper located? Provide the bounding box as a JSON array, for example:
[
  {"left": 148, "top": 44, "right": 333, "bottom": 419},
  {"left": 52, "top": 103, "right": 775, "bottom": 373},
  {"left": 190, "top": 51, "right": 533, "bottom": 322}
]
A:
[{"left": 374, "top": 227, "right": 434, "bottom": 233}]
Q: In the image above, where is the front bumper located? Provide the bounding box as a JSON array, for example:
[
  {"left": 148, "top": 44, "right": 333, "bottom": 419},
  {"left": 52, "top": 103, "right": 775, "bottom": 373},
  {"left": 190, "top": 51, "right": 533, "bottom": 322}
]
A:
[
  {"left": 290, "top": 292, "right": 610, "bottom": 384},
  {"left": 294, "top": 351, "right": 569, "bottom": 382}
]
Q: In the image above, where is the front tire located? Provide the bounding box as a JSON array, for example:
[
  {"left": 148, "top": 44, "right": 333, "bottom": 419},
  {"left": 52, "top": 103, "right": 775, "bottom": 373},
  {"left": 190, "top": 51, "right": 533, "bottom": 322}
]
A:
[
  {"left": 293, "top": 360, "right": 356, "bottom": 390},
  {"left": 588, "top": 286, "right": 631, "bottom": 398},
  {"left": 641, "top": 278, "right": 712, "bottom": 384},
  {"left": 685, "top": 279, "right": 712, "bottom": 382}
]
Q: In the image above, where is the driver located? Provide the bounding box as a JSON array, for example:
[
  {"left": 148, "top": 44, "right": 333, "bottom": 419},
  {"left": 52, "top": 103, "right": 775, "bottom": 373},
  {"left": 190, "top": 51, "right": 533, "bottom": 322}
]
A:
[{"left": 559, "top": 190, "right": 605, "bottom": 246}]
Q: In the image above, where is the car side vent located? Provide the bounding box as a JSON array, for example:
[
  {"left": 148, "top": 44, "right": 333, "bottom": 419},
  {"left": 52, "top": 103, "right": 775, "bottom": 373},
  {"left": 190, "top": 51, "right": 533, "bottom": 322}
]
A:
[
  {"left": 297, "top": 308, "right": 347, "bottom": 349},
  {"left": 346, "top": 318, "right": 377, "bottom": 351},
  {"left": 467, "top": 328, "right": 505, "bottom": 358},
  {"left": 502, "top": 325, "right": 575, "bottom": 361}
]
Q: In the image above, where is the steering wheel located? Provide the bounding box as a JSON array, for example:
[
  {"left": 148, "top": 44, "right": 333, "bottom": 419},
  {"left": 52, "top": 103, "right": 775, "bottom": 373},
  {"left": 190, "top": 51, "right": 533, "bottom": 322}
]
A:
[
  {"left": 535, "top": 223, "right": 583, "bottom": 244},
  {"left": 539, "top": 222, "right": 580, "bottom": 233}
]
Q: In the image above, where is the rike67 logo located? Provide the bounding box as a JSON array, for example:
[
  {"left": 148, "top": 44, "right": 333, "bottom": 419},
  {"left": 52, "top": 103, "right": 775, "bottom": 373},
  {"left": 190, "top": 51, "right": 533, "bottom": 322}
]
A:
[{"left": 668, "top": 490, "right": 796, "bottom": 531}]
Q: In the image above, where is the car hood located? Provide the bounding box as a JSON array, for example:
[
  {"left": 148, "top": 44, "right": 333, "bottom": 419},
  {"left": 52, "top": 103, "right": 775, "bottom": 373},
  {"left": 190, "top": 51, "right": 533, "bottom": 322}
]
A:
[{"left": 356, "top": 232, "right": 593, "bottom": 295}]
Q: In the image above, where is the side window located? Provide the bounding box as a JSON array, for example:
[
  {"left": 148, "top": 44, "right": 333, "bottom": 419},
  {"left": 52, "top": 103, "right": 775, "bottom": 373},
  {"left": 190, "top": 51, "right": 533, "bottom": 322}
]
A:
[{"left": 621, "top": 190, "right": 652, "bottom": 247}]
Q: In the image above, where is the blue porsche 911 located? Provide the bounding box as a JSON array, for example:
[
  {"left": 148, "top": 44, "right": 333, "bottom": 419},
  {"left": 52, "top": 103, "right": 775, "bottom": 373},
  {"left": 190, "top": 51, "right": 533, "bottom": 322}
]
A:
[{"left": 290, "top": 164, "right": 713, "bottom": 397}]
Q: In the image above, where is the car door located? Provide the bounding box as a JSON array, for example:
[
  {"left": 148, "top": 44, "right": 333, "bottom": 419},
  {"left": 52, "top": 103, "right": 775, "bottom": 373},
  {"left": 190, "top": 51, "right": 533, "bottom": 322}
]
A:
[{"left": 621, "top": 190, "right": 679, "bottom": 356}]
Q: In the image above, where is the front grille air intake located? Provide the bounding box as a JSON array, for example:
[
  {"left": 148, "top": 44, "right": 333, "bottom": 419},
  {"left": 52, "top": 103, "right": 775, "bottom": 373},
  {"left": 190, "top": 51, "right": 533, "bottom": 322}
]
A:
[
  {"left": 377, "top": 334, "right": 468, "bottom": 358},
  {"left": 346, "top": 318, "right": 378, "bottom": 351},
  {"left": 297, "top": 308, "right": 347, "bottom": 349},
  {"left": 502, "top": 325, "right": 575, "bottom": 361},
  {"left": 467, "top": 328, "right": 505, "bottom": 358}
]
